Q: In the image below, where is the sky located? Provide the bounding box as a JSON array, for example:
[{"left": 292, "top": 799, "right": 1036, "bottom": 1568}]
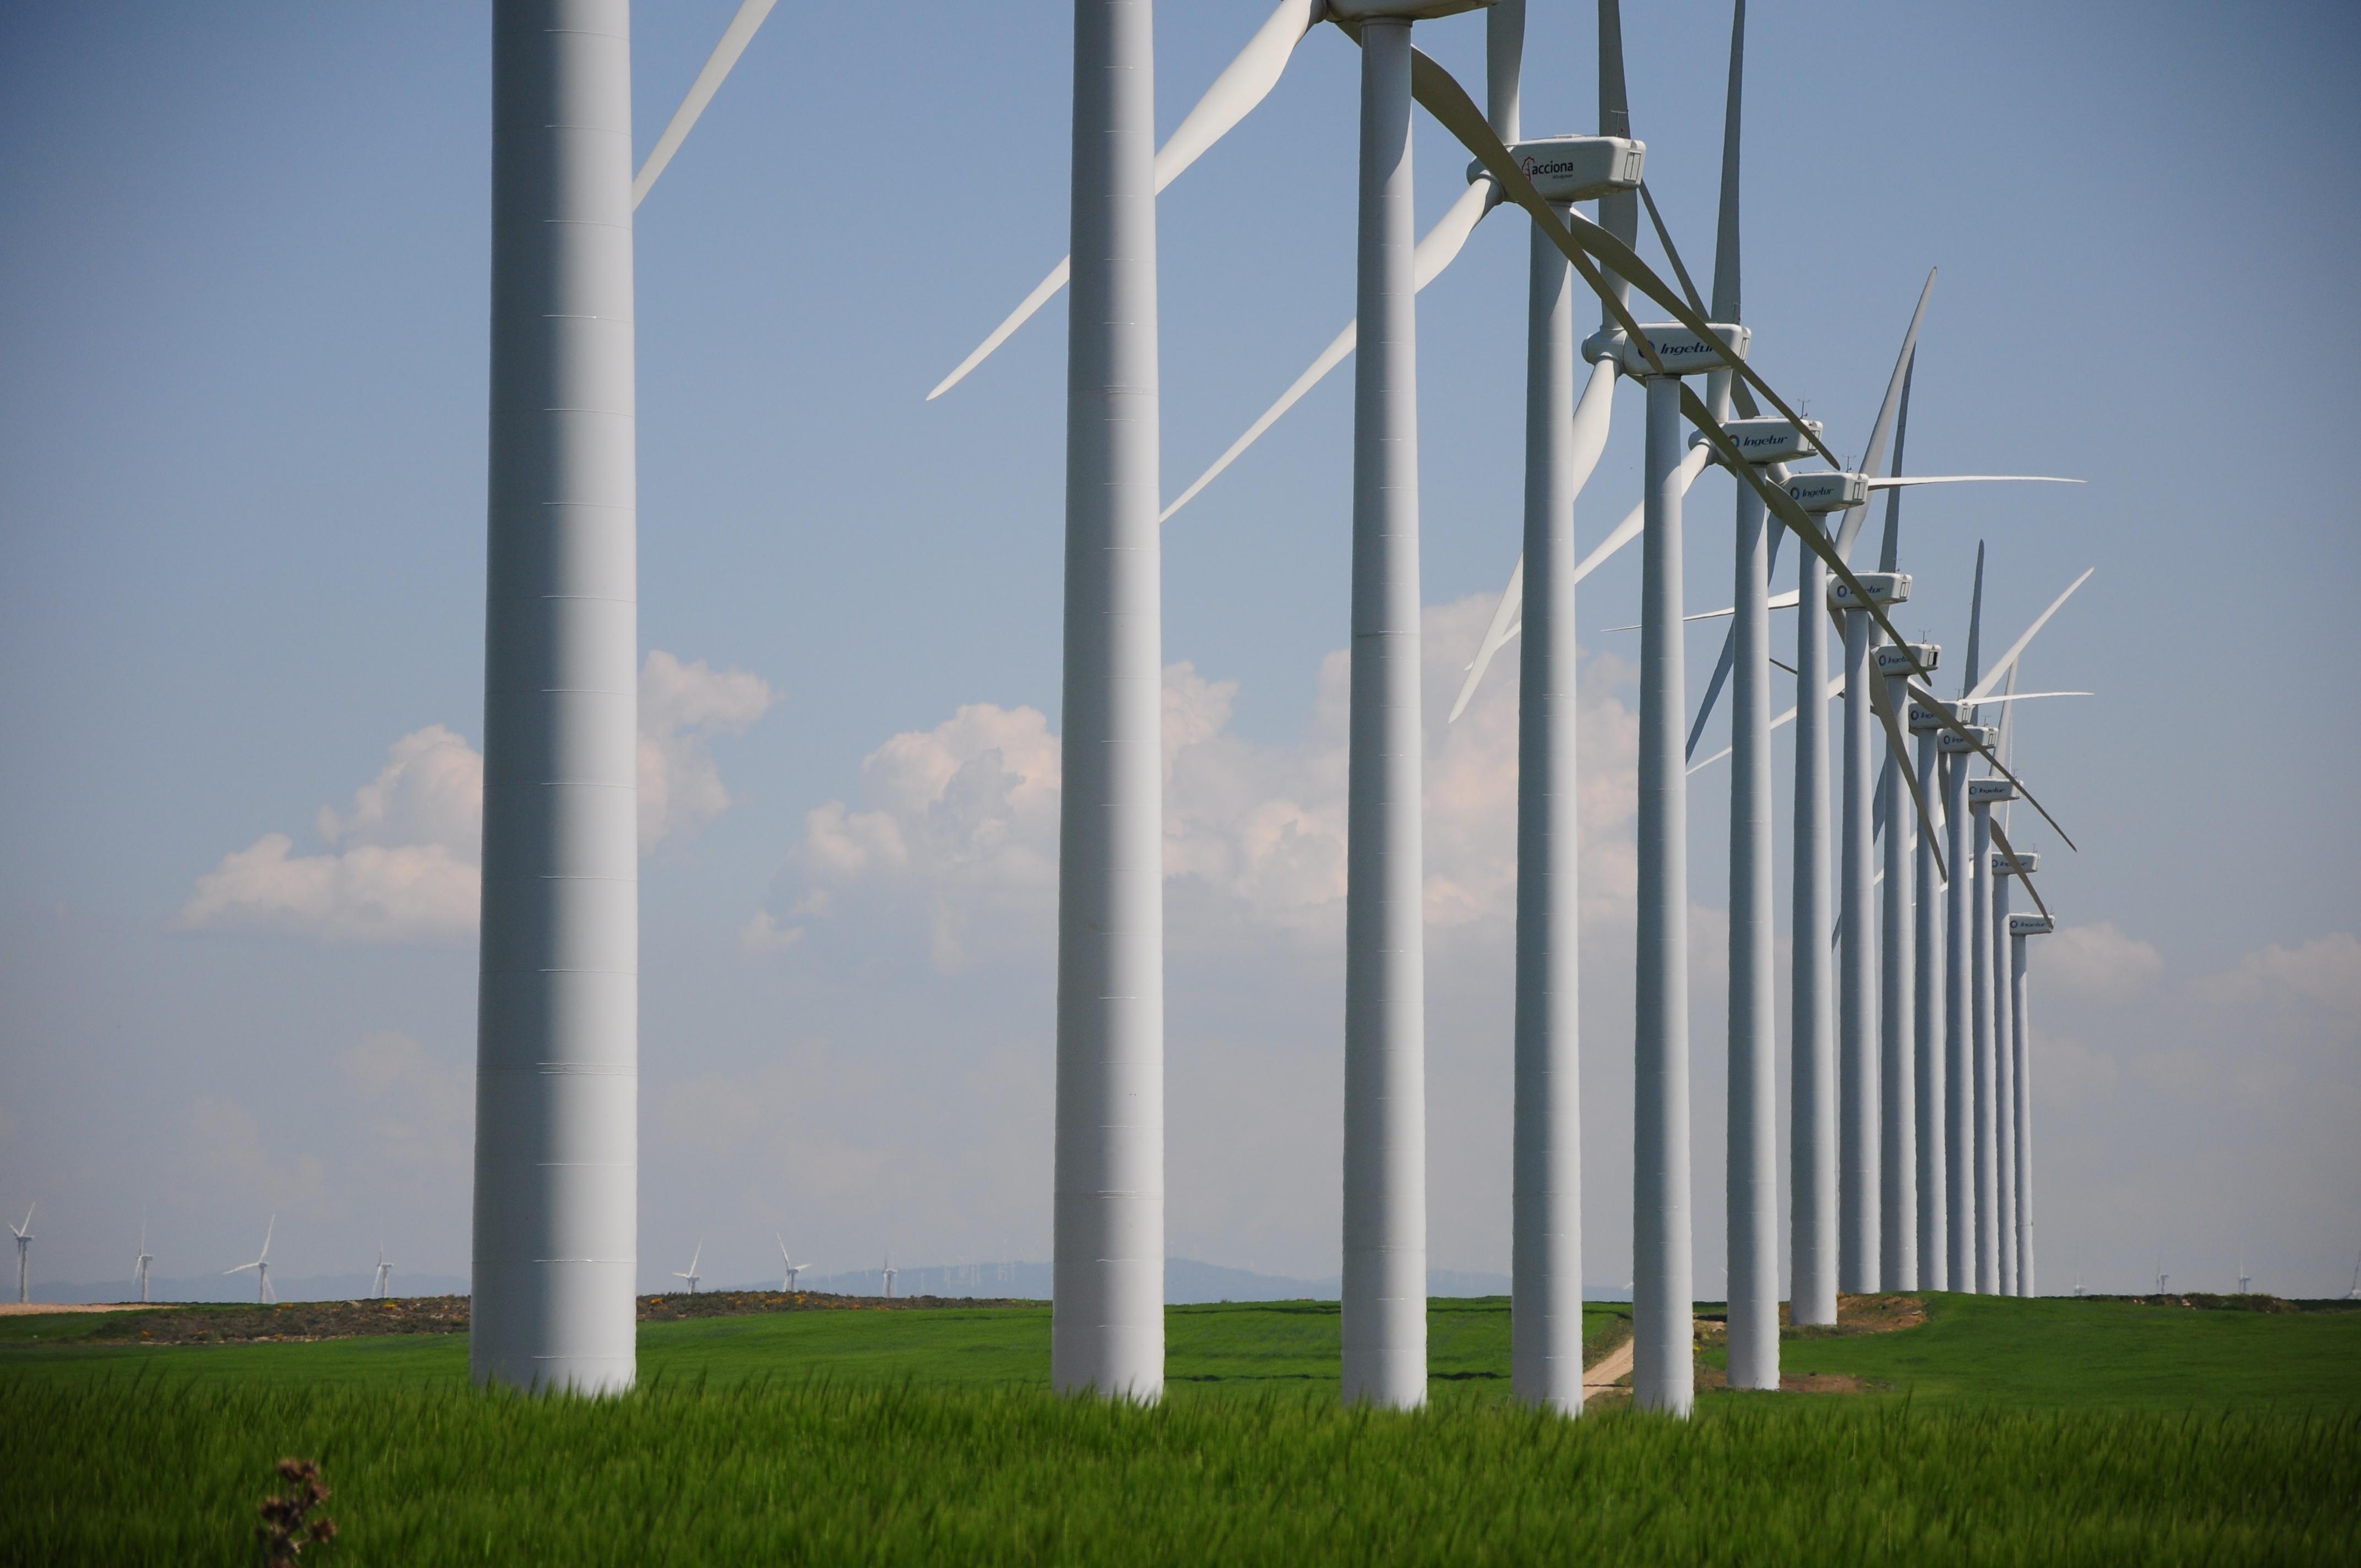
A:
[{"left": 2, "top": 0, "right": 2357, "bottom": 1303}]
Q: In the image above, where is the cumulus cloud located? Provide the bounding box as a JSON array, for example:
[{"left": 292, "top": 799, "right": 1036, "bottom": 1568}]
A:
[
  {"left": 2043, "top": 920, "right": 2167, "bottom": 1002},
  {"left": 180, "top": 724, "right": 482, "bottom": 943},
  {"left": 181, "top": 652, "right": 774, "bottom": 943},
  {"left": 639, "top": 650, "right": 779, "bottom": 851},
  {"left": 750, "top": 596, "right": 1642, "bottom": 966}
]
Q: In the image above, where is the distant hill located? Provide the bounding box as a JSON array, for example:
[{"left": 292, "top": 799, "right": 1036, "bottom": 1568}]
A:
[{"left": 28, "top": 1271, "right": 470, "bottom": 1305}]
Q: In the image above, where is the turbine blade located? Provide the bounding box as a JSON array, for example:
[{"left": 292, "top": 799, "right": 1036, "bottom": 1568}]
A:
[
  {"left": 1965, "top": 690, "right": 2093, "bottom": 705},
  {"left": 1876, "top": 356, "right": 1915, "bottom": 572},
  {"left": 1151, "top": 0, "right": 1323, "bottom": 199},
  {"left": 1830, "top": 269, "right": 1936, "bottom": 562},
  {"left": 1870, "top": 668, "right": 1947, "bottom": 880},
  {"left": 1161, "top": 179, "right": 1496, "bottom": 522},
  {"left": 1709, "top": 0, "right": 1745, "bottom": 328},
  {"left": 1685, "top": 521, "right": 1789, "bottom": 760},
  {"left": 1688, "top": 670, "right": 1838, "bottom": 774},
  {"left": 1448, "top": 555, "right": 1522, "bottom": 725},
  {"left": 1961, "top": 543, "right": 1987, "bottom": 695},
  {"left": 260, "top": 1215, "right": 273, "bottom": 1260},
  {"left": 1904, "top": 676, "right": 2076, "bottom": 851},
  {"left": 1990, "top": 821, "right": 2050, "bottom": 922},
  {"left": 927, "top": 260, "right": 1071, "bottom": 403},
  {"left": 1967, "top": 568, "right": 2096, "bottom": 702},
  {"left": 1401, "top": 43, "right": 1841, "bottom": 472},
  {"left": 632, "top": 0, "right": 779, "bottom": 210},
  {"left": 1865, "top": 474, "right": 2082, "bottom": 489},
  {"left": 928, "top": 0, "right": 1319, "bottom": 401}
]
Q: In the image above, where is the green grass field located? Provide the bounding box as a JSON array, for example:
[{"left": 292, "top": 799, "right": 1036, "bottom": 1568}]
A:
[{"left": 10, "top": 1294, "right": 2358, "bottom": 1564}]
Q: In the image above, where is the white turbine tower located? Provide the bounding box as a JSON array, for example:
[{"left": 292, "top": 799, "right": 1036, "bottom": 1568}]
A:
[
  {"left": 10, "top": 1204, "right": 31, "bottom": 1304},
  {"left": 1335, "top": 0, "right": 1501, "bottom": 1414},
  {"left": 453, "top": 0, "right": 776, "bottom": 1393},
  {"left": 1043, "top": 0, "right": 1171, "bottom": 1406},
  {"left": 673, "top": 1242, "right": 703, "bottom": 1297},
  {"left": 882, "top": 1253, "right": 897, "bottom": 1301},
  {"left": 373, "top": 1242, "right": 393, "bottom": 1300},
  {"left": 2006, "top": 905, "right": 2054, "bottom": 1297},
  {"left": 777, "top": 1235, "right": 803, "bottom": 1292},
  {"left": 135, "top": 1221, "right": 154, "bottom": 1305},
  {"left": 1505, "top": 0, "right": 1649, "bottom": 1418},
  {"left": 226, "top": 1217, "right": 275, "bottom": 1305}
]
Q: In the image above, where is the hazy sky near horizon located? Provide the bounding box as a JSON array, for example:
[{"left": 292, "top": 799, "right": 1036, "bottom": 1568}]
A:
[{"left": 3, "top": 1, "right": 2357, "bottom": 1300}]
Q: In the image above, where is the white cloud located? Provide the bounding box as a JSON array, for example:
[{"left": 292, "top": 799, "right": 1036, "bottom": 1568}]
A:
[
  {"left": 2195, "top": 932, "right": 2361, "bottom": 1019},
  {"left": 753, "top": 597, "right": 1643, "bottom": 965},
  {"left": 2043, "top": 920, "right": 2167, "bottom": 1002},
  {"left": 181, "top": 652, "right": 774, "bottom": 943},
  {"left": 639, "top": 650, "right": 779, "bottom": 851}
]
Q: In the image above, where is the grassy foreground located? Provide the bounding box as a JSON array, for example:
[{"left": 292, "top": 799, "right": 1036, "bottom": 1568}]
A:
[
  {"left": 10, "top": 1295, "right": 2359, "bottom": 1564},
  {"left": 12, "top": 1380, "right": 2356, "bottom": 1565}
]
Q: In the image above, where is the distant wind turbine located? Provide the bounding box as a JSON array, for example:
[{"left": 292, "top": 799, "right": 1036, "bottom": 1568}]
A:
[
  {"left": 673, "top": 1242, "right": 703, "bottom": 1297},
  {"left": 777, "top": 1235, "right": 804, "bottom": 1292},
  {"left": 226, "top": 1217, "right": 276, "bottom": 1305},
  {"left": 10, "top": 1204, "right": 31, "bottom": 1304},
  {"left": 373, "top": 1242, "right": 393, "bottom": 1300},
  {"left": 881, "top": 1252, "right": 897, "bottom": 1301},
  {"left": 135, "top": 1221, "right": 154, "bottom": 1305}
]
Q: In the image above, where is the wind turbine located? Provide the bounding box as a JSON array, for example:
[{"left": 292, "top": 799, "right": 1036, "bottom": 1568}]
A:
[
  {"left": 373, "top": 1242, "right": 393, "bottom": 1300},
  {"left": 777, "top": 1235, "right": 804, "bottom": 1292},
  {"left": 881, "top": 1252, "right": 897, "bottom": 1301},
  {"left": 462, "top": 0, "right": 775, "bottom": 1396},
  {"left": 673, "top": 1241, "right": 703, "bottom": 1297},
  {"left": 226, "top": 1217, "right": 275, "bottom": 1305},
  {"left": 134, "top": 1220, "right": 153, "bottom": 1305},
  {"left": 10, "top": 1204, "right": 30, "bottom": 1304},
  {"left": 2238, "top": 1259, "right": 2251, "bottom": 1295}
]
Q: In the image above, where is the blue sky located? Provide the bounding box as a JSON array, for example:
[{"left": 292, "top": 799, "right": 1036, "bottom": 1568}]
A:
[{"left": 3, "top": 0, "right": 2356, "bottom": 1302}]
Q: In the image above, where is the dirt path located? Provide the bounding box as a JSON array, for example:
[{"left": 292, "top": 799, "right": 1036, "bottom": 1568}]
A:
[
  {"left": 0, "top": 1302, "right": 148, "bottom": 1317},
  {"left": 1583, "top": 1333, "right": 1635, "bottom": 1393}
]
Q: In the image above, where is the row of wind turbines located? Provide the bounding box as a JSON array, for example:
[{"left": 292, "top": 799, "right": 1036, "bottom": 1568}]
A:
[
  {"left": 3, "top": 1207, "right": 397, "bottom": 1306},
  {"left": 458, "top": 0, "right": 2088, "bottom": 1407}
]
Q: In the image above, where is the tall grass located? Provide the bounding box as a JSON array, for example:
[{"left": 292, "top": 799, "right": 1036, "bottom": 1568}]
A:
[{"left": 15, "top": 1376, "right": 2357, "bottom": 1565}]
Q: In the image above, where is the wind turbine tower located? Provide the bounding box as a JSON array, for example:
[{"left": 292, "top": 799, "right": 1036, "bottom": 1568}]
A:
[
  {"left": 135, "top": 1222, "right": 154, "bottom": 1305},
  {"left": 471, "top": 0, "right": 641, "bottom": 1395},
  {"left": 1049, "top": 0, "right": 1168, "bottom": 1406},
  {"left": 373, "top": 1243, "right": 393, "bottom": 1300},
  {"left": 1504, "top": 0, "right": 1646, "bottom": 1416},
  {"left": 1335, "top": 0, "right": 1494, "bottom": 1414},
  {"left": 882, "top": 1253, "right": 897, "bottom": 1300},
  {"left": 2006, "top": 907, "right": 2052, "bottom": 1295}
]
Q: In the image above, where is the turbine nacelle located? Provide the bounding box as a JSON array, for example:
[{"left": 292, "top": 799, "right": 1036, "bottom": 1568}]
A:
[
  {"left": 1696, "top": 414, "right": 1823, "bottom": 466},
  {"left": 1967, "top": 777, "right": 2018, "bottom": 805},
  {"left": 1783, "top": 470, "right": 1869, "bottom": 513},
  {"left": 1829, "top": 571, "right": 1911, "bottom": 609},
  {"left": 1469, "top": 135, "right": 1645, "bottom": 204},
  {"left": 1994, "top": 850, "right": 2041, "bottom": 876},
  {"left": 2008, "top": 913, "right": 2055, "bottom": 937},
  {"left": 1937, "top": 722, "right": 1996, "bottom": 753},
  {"left": 1325, "top": 0, "right": 1495, "bottom": 18},
  {"left": 1582, "top": 322, "right": 1750, "bottom": 378},
  {"left": 1879, "top": 643, "right": 1940, "bottom": 678},
  {"left": 1908, "top": 700, "right": 1958, "bottom": 734}
]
